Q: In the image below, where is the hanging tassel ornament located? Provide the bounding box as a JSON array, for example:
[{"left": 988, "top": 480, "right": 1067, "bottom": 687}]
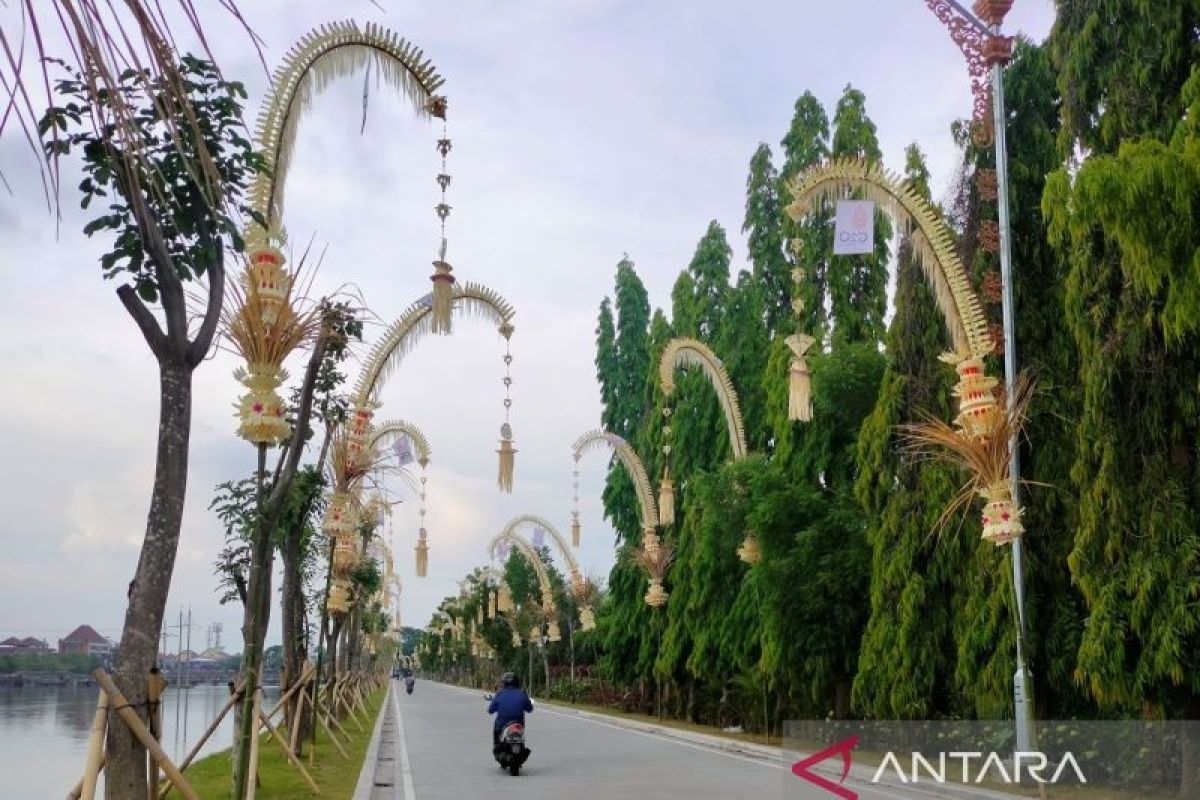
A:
[
  {"left": 547, "top": 621, "right": 561, "bottom": 643},
  {"left": 511, "top": 630, "right": 522, "bottom": 647},
  {"left": 657, "top": 466, "right": 675, "bottom": 528},
  {"left": 498, "top": 583, "right": 514, "bottom": 614},
  {"left": 488, "top": 592, "right": 497, "bottom": 619},
  {"left": 415, "top": 528, "right": 429, "bottom": 578},
  {"left": 497, "top": 424, "right": 516, "bottom": 492},
  {"left": 579, "top": 605, "right": 596, "bottom": 632},
  {"left": 786, "top": 333, "right": 815, "bottom": 422},
  {"left": 737, "top": 532, "right": 762, "bottom": 565},
  {"left": 658, "top": 406, "right": 675, "bottom": 526},
  {"left": 571, "top": 454, "right": 582, "bottom": 546},
  {"left": 497, "top": 326, "right": 516, "bottom": 492},
  {"left": 430, "top": 116, "right": 455, "bottom": 334}
]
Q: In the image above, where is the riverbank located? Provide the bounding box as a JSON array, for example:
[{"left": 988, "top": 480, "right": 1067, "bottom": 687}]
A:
[{"left": 182, "top": 687, "right": 384, "bottom": 798}]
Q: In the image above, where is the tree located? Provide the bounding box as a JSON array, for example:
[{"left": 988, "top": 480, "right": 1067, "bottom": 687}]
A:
[
  {"left": 743, "top": 144, "right": 789, "bottom": 332},
  {"left": 1045, "top": 4, "right": 1200, "bottom": 716},
  {"left": 852, "top": 145, "right": 969, "bottom": 719},
  {"left": 779, "top": 92, "right": 831, "bottom": 338},
  {"left": 41, "top": 56, "right": 261, "bottom": 797},
  {"left": 827, "top": 85, "right": 890, "bottom": 347}
]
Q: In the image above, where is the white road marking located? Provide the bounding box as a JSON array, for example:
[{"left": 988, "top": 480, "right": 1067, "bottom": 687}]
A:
[
  {"left": 393, "top": 687, "right": 417, "bottom": 800},
  {"left": 535, "top": 704, "right": 785, "bottom": 770}
]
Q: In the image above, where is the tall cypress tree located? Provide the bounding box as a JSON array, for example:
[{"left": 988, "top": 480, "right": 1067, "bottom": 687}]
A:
[
  {"left": 744, "top": 144, "right": 789, "bottom": 332},
  {"left": 718, "top": 271, "right": 769, "bottom": 451},
  {"left": 1045, "top": 4, "right": 1200, "bottom": 716},
  {"left": 828, "top": 85, "right": 890, "bottom": 347},
  {"left": 852, "top": 145, "right": 968, "bottom": 719},
  {"left": 779, "top": 92, "right": 832, "bottom": 338}
]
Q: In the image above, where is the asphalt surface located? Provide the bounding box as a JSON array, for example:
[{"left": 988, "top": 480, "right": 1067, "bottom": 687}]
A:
[{"left": 360, "top": 679, "right": 783, "bottom": 799}]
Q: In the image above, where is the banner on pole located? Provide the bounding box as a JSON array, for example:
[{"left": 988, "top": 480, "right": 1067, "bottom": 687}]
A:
[{"left": 833, "top": 200, "right": 875, "bottom": 255}]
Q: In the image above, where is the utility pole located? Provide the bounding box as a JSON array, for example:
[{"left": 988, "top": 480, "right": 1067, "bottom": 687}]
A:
[{"left": 927, "top": 0, "right": 1031, "bottom": 752}]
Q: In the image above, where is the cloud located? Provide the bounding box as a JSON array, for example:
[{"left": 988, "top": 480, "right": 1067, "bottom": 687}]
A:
[{"left": 0, "top": 0, "right": 1055, "bottom": 644}]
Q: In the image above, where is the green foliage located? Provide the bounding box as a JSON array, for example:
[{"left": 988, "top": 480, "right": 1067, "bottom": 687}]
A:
[
  {"left": 827, "top": 85, "right": 890, "bottom": 347},
  {"left": 0, "top": 651, "right": 104, "bottom": 674},
  {"left": 743, "top": 144, "right": 789, "bottom": 330},
  {"left": 40, "top": 55, "right": 263, "bottom": 301},
  {"left": 1044, "top": 34, "right": 1200, "bottom": 712}
]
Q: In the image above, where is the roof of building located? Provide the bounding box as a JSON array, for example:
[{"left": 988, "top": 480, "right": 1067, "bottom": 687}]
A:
[{"left": 61, "top": 625, "right": 109, "bottom": 645}]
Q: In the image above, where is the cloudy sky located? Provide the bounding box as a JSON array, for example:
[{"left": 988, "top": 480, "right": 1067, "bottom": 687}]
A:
[{"left": 0, "top": 1, "right": 1054, "bottom": 654}]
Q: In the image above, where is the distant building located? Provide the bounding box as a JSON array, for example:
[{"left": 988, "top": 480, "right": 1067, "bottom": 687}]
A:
[
  {"left": 0, "top": 637, "right": 51, "bottom": 654},
  {"left": 58, "top": 625, "right": 113, "bottom": 657}
]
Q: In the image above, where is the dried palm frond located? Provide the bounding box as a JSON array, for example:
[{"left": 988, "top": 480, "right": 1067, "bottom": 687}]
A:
[
  {"left": 353, "top": 282, "right": 515, "bottom": 405},
  {"left": 658, "top": 337, "right": 748, "bottom": 460},
  {"left": 3, "top": 1, "right": 262, "bottom": 208},
  {"left": 899, "top": 372, "right": 1036, "bottom": 532},
  {"left": 632, "top": 540, "right": 676, "bottom": 581},
  {"left": 248, "top": 20, "right": 444, "bottom": 240},
  {"left": 784, "top": 158, "right": 992, "bottom": 361},
  {"left": 572, "top": 429, "right": 658, "bottom": 529},
  {"left": 223, "top": 280, "right": 322, "bottom": 369}
]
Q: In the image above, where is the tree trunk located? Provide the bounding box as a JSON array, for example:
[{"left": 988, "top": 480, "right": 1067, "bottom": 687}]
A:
[
  {"left": 105, "top": 360, "right": 193, "bottom": 800},
  {"left": 281, "top": 524, "right": 310, "bottom": 751},
  {"left": 233, "top": 445, "right": 276, "bottom": 796}
]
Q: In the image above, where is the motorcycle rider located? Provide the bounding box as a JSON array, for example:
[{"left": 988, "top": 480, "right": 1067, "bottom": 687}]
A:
[{"left": 488, "top": 672, "right": 533, "bottom": 757}]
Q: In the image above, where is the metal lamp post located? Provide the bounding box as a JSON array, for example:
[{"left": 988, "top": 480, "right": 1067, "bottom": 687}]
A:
[{"left": 927, "top": 0, "right": 1031, "bottom": 749}]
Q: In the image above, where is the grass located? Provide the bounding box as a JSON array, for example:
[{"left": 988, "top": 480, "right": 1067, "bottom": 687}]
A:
[{"left": 179, "top": 688, "right": 384, "bottom": 799}]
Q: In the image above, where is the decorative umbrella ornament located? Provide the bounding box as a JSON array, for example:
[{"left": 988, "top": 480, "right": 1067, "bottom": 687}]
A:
[
  {"left": 901, "top": 372, "right": 1034, "bottom": 546},
  {"left": 223, "top": 249, "right": 321, "bottom": 445}
]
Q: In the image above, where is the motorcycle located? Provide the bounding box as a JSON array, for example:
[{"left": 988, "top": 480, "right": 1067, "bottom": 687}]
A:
[
  {"left": 485, "top": 694, "right": 532, "bottom": 776},
  {"left": 404, "top": 675, "right": 415, "bottom": 695}
]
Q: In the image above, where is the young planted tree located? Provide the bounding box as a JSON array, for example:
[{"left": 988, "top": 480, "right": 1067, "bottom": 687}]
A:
[{"left": 40, "top": 56, "right": 261, "bottom": 797}]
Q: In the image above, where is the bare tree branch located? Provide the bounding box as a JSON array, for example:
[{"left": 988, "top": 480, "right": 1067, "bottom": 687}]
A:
[
  {"left": 116, "top": 283, "right": 167, "bottom": 357},
  {"left": 188, "top": 248, "right": 225, "bottom": 367}
]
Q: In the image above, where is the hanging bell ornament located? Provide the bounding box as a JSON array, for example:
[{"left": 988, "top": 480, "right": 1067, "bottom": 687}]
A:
[
  {"left": 644, "top": 578, "right": 668, "bottom": 608},
  {"left": 737, "top": 533, "right": 763, "bottom": 565}
]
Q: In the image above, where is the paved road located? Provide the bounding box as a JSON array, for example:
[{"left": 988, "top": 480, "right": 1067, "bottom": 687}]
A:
[{"left": 362, "top": 679, "right": 783, "bottom": 799}]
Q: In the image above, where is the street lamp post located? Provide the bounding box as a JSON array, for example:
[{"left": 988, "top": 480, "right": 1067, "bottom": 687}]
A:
[{"left": 928, "top": 0, "right": 1031, "bottom": 750}]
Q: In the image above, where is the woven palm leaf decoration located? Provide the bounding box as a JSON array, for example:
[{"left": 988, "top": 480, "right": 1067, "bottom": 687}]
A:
[
  {"left": 785, "top": 157, "right": 1023, "bottom": 543},
  {"left": 570, "top": 430, "right": 659, "bottom": 546}
]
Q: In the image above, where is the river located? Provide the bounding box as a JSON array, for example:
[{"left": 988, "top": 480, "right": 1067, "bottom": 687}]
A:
[{"left": 0, "top": 682, "right": 280, "bottom": 798}]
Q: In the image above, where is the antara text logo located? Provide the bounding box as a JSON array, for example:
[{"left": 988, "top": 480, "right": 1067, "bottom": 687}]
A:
[{"left": 791, "top": 736, "right": 1088, "bottom": 798}]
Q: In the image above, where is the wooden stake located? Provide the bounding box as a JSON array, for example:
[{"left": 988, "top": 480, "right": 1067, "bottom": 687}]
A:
[
  {"left": 158, "top": 682, "right": 242, "bottom": 798},
  {"left": 91, "top": 671, "right": 198, "bottom": 800},
  {"left": 263, "top": 663, "right": 315, "bottom": 724},
  {"left": 79, "top": 688, "right": 108, "bottom": 800},
  {"left": 68, "top": 754, "right": 104, "bottom": 800},
  {"left": 146, "top": 671, "right": 167, "bottom": 800},
  {"left": 258, "top": 708, "right": 322, "bottom": 795},
  {"left": 246, "top": 688, "right": 262, "bottom": 800},
  {"left": 289, "top": 682, "right": 307, "bottom": 756},
  {"left": 317, "top": 710, "right": 350, "bottom": 760}
]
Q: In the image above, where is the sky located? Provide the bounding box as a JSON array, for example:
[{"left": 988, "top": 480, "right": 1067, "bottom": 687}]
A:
[{"left": 0, "top": 0, "right": 1055, "bottom": 654}]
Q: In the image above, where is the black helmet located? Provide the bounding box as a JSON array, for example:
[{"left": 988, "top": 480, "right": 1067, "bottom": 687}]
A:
[{"left": 501, "top": 671, "right": 519, "bottom": 688}]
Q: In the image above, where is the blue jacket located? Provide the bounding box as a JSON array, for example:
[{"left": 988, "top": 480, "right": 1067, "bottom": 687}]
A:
[{"left": 488, "top": 687, "right": 533, "bottom": 730}]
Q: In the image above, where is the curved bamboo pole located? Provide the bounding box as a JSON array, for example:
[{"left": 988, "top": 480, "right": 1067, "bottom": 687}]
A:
[
  {"left": 659, "top": 338, "right": 749, "bottom": 460},
  {"left": 369, "top": 420, "right": 432, "bottom": 467},
  {"left": 247, "top": 20, "right": 445, "bottom": 244},
  {"left": 500, "top": 514, "right": 585, "bottom": 593},
  {"left": 784, "top": 157, "right": 991, "bottom": 361},
  {"left": 571, "top": 429, "right": 658, "bottom": 531},
  {"left": 353, "top": 283, "right": 516, "bottom": 406}
]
